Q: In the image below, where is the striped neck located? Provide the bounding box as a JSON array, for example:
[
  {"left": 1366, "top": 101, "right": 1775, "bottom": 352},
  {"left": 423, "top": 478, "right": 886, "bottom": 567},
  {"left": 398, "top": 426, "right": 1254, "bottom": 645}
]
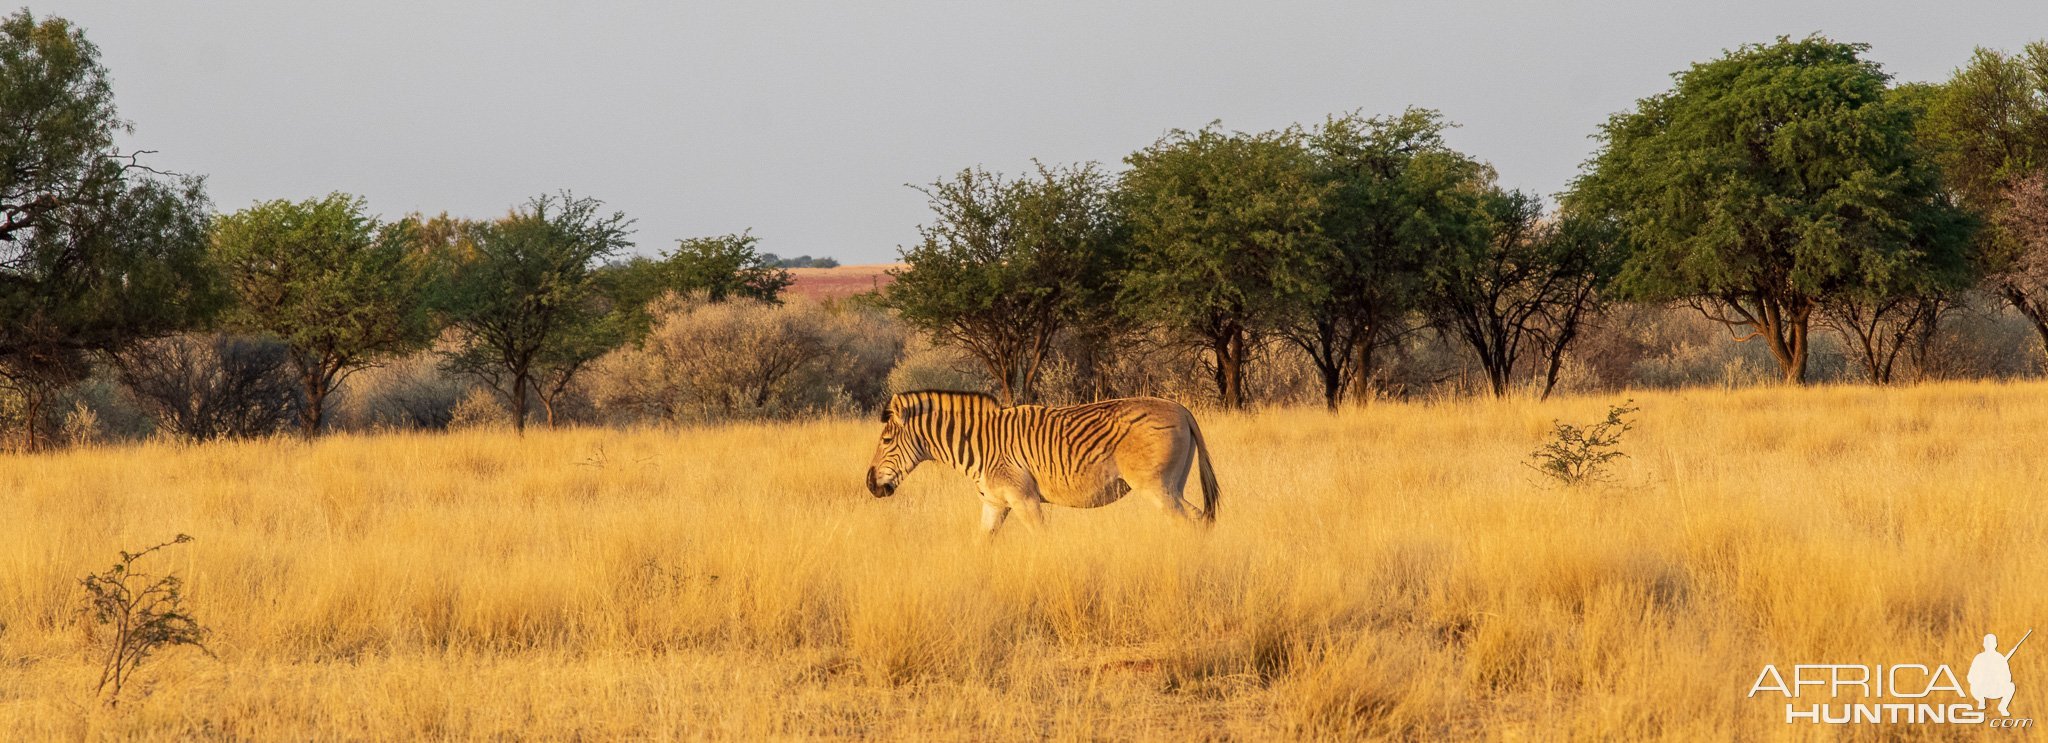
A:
[{"left": 888, "top": 390, "right": 1003, "bottom": 479}]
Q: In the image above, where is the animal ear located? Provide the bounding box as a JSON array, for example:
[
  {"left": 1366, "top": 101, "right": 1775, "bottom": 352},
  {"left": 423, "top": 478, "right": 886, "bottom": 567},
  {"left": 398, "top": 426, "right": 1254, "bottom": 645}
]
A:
[{"left": 879, "top": 408, "right": 892, "bottom": 423}]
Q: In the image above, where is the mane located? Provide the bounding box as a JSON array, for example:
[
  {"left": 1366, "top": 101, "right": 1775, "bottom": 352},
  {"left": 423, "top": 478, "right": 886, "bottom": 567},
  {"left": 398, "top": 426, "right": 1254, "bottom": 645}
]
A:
[{"left": 881, "top": 390, "right": 1002, "bottom": 422}]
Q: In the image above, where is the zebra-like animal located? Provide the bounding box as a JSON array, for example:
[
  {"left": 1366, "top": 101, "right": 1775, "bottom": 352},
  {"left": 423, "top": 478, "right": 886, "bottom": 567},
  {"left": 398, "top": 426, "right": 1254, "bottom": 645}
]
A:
[{"left": 864, "top": 390, "right": 1220, "bottom": 537}]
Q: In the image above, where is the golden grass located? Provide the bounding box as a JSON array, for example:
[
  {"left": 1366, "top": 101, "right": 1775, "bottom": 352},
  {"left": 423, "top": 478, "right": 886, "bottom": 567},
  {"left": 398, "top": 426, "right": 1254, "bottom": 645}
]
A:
[{"left": 3, "top": 382, "right": 2045, "bottom": 740}]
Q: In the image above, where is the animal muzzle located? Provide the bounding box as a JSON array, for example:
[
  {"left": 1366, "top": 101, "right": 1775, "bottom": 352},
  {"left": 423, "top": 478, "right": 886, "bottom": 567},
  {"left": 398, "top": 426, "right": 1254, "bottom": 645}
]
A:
[{"left": 866, "top": 467, "right": 897, "bottom": 498}]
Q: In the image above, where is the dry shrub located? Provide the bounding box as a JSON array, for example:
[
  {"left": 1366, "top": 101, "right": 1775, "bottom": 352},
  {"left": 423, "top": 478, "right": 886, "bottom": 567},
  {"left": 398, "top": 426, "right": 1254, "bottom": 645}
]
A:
[
  {"left": 336, "top": 351, "right": 468, "bottom": 431},
  {"left": 448, "top": 387, "right": 511, "bottom": 431},
  {"left": 59, "top": 401, "right": 101, "bottom": 448},
  {"left": 590, "top": 295, "right": 903, "bottom": 424},
  {"left": 903, "top": 293, "right": 2047, "bottom": 407},
  {"left": 25, "top": 373, "right": 154, "bottom": 448},
  {"left": 1565, "top": 304, "right": 1807, "bottom": 389},
  {"left": 1914, "top": 292, "right": 2046, "bottom": 380},
  {"left": 883, "top": 336, "right": 988, "bottom": 396},
  {"left": 112, "top": 333, "right": 301, "bottom": 441}
]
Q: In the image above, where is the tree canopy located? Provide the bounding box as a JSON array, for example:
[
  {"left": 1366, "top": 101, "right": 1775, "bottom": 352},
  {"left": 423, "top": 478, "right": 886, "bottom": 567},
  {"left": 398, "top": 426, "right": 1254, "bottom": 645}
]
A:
[
  {"left": 1120, "top": 125, "right": 1330, "bottom": 408},
  {"left": 0, "top": 10, "right": 217, "bottom": 448},
  {"left": 1570, "top": 36, "right": 1976, "bottom": 383},
  {"left": 886, "top": 163, "right": 1123, "bottom": 405},
  {"left": 1293, "top": 109, "right": 1491, "bottom": 407},
  {"left": 434, "top": 193, "right": 634, "bottom": 431},
  {"left": 1920, "top": 42, "right": 2048, "bottom": 356},
  {"left": 210, "top": 193, "right": 434, "bottom": 435}
]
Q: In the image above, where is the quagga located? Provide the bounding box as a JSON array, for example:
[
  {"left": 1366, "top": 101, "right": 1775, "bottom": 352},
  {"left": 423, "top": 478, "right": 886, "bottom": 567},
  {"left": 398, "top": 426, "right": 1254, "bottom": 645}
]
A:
[{"left": 864, "top": 390, "right": 1220, "bottom": 537}]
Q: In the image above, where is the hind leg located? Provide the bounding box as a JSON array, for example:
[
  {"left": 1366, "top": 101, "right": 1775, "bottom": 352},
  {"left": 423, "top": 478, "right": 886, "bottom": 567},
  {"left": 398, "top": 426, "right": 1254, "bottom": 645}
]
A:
[
  {"left": 1127, "top": 474, "right": 1200, "bottom": 526},
  {"left": 1113, "top": 429, "right": 1206, "bottom": 526}
]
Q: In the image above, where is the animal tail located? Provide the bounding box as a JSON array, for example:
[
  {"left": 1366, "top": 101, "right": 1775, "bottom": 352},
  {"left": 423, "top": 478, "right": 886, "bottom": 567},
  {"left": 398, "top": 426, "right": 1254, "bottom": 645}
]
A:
[{"left": 1189, "top": 414, "right": 1220, "bottom": 525}]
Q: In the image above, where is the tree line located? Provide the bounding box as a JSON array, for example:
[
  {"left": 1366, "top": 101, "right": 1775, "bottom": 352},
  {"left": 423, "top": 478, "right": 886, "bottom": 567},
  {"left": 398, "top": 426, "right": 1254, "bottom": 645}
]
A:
[
  {"left": 0, "top": 11, "right": 808, "bottom": 449},
  {"left": 887, "top": 36, "right": 2048, "bottom": 409},
  {"left": 7, "top": 9, "right": 2048, "bottom": 446}
]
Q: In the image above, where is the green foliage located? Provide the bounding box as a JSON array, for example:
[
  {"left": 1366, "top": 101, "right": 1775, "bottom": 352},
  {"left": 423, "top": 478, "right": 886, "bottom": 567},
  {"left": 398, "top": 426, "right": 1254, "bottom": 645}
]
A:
[
  {"left": 433, "top": 193, "right": 634, "bottom": 431},
  {"left": 1919, "top": 42, "right": 2048, "bottom": 216},
  {"left": 1313, "top": 109, "right": 1492, "bottom": 306},
  {"left": 1423, "top": 190, "right": 1627, "bottom": 398},
  {"left": 210, "top": 193, "right": 434, "bottom": 435},
  {"left": 886, "top": 163, "right": 1123, "bottom": 404},
  {"left": 1295, "top": 109, "right": 1492, "bottom": 406},
  {"left": 1570, "top": 36, "right": 1976, "bottom": 383},
  {"left": 655, "top": 232, "right": 793, "bottom": 303},
  {"left": 0, "top": 10, "right": 218, "bottom": 448},
  {"left": 600, "top": 231, "right": 793, "bottom": 338},
  {"left": 760, "top": 253, "right": 839, "bottom": 269},
  {"left": 1526, "top": 401, "right": 1637, "bottom": 486},
  {"left": 1120, "top": 124, "right": 1331, "bottom": 407},
  {"left": 1919, "top": 42, "right": 2048, "bottom": 357},
  {"left": 79, "top": 534, "right": 210, "bottom": 706}
]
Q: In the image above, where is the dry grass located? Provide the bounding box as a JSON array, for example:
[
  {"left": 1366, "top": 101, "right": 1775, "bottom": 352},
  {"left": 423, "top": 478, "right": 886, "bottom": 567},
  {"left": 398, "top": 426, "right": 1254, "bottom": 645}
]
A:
[{"left": 2, "top": 381, "right": 2044, "bottom": 740}]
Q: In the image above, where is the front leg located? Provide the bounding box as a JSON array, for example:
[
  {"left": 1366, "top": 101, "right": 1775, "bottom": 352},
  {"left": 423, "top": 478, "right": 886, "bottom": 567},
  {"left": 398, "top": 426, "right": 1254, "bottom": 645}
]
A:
[
  {"left": 984, "top": 466, "right": 1048, "bottom": 534},
  {"left": 977, "top": 499, "right": 1010, "bottom": 542}
]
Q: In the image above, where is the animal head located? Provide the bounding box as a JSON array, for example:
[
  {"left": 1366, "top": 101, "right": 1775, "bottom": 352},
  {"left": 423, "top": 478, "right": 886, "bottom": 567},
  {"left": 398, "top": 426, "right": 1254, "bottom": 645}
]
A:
[
  {"left": 864, "top": 391, "right": 999, "bottom": 498},
  {"left": 865, "top": 404, "right": 926, "bottom": 498}
]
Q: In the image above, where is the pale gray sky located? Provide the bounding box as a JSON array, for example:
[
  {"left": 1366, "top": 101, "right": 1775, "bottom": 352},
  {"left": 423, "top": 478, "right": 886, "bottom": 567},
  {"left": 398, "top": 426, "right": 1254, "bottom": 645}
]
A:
[{"left": 42, "top": 1, "right": 2048, "bottom": 263}]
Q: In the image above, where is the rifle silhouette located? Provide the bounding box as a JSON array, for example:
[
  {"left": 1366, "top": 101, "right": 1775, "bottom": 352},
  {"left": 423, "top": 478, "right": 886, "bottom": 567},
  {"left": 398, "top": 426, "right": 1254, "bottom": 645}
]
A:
[{"left": 2006, "top": 628, "right": 2033, "bottom": 660}]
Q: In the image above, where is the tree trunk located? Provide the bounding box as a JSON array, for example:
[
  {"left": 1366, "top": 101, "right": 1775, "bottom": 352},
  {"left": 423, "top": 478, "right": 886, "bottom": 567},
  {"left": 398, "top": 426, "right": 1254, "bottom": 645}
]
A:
[
  {"left": 1016, "top": 331, "right": 1052, "bottom": 405},
  {"left": 1847, "top": 321, "right": 1883, "bottom": 385},
  {"left": 1539, "top": 344, "right": 1568, "bottom": 401},
  {"left": 1348, "top": 336, "right": 1376, "bottom": 405},
  {"left": 510, "top": 371, "right": 530, "bottom": 433},
  {"left": 1906, "top": 303, "right": 1944, "bottom": 382},
  {"left": 1484, "top": 348, "right": 1511, "bottom": 398},
  {"left": 981, "top": 354, "right": 1016, "bottom": 407},
  {"left": 292, "top": 354, "right": 332, "bottom": 439},
  {"left": 301, "top": 384, "right": 326, "bottom": 439},
  {"left": 1301, "top": 318, "right": 1346, "bottom": 412},
  {"left": 2024, "top": 312, "right": 2048, "bottom": 367},
  {"left": 20, "top": 389, "right": 46, "bottom": 452},
  {"left": 1997, "top": 287, "right": 2048, "bottom": 366},
  {"left": 1749, "top": 296, "right": 1813, "bottom": 385},
  {"left": 1210, "top": 327, "right": 1247, "bottom": 410},
  {"left": 1319, "top": 360, "right": 1341, "bottom": 411},
  {"left": 1781, "top": 321, "right": 1810, "bottom": 384}
]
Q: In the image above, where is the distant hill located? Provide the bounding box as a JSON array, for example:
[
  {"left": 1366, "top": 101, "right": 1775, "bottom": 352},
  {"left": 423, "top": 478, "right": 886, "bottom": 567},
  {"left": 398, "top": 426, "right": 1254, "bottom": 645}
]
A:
[{"left": 784, "top": 263, "right": 900, "bottom": 300}]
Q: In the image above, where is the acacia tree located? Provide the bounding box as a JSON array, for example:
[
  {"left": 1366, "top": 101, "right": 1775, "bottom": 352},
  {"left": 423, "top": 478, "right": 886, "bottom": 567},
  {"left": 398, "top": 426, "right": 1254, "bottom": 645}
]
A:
[
  {"left": 886, "top": 163, "right": 1122, "bottom": 405},
  {"left": 660, "top": 232, "right": 793, "bottom": 302},
  {"left": 1290, "top": 109, "right": 1490, "bottom": 408},
  {"left": 0, "top": 11, "right": 216, "bottom": 449},
  {"left": 1571, "top": 37, "right": 1974, "bottom": 383},
  {"left": 1996, "top": 172, "right": 2048, "bottom": 352},
  {"left": 1921, "top": 42, "right": 2048, "bottom": 356},
  {"left": 1817, "top": 291, "right": 1951, "bottom": 384},
  {"left": 1529, "top": 214, "right": 1626, "bottom": 398},
  {"left": 1423, "top": 192, "right": 1623, "bottom": 399},
  {"left": 1120, "top": 126, "right": 1329, "bottom": 409},
  {"left": 210, "top": 194, "right": 435, "bottom": 436},
  {"left": 599, "top": 231, "right": 793, "bottom": 340},
  {"left": 435, "top": 193, "right": 634, "bottom": 432}
]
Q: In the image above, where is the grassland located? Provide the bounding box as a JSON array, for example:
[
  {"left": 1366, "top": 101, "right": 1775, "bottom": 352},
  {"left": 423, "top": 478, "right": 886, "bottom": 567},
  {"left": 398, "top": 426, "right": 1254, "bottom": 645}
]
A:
[{"left": 2, "top": 382, "right": 2044, "bottom": 740}]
